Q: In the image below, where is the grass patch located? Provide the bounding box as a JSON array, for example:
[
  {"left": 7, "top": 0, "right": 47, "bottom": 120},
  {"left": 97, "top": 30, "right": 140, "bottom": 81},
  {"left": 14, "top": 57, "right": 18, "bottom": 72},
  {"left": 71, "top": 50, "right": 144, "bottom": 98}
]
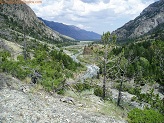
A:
[
  {"left": 29, "top": 83, "right": 44, "bottom": 94},
  {"left": 64, "top": 88, "right": 126, "bottom": 119},
  {"left": 64, "top": 90, "right": 80, "bottom": 99},
  {"left": 99, "top": 101, "right": 127, "bottom": 119},
  {"left": 23, "top": 77, "right": 31, "bottom": 84}
]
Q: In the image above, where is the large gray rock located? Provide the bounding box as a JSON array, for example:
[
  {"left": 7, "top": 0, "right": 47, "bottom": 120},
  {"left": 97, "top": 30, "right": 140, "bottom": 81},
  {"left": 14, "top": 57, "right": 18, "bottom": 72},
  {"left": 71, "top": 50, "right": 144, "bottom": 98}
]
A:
[{"left": 60, "top": 97, "right": 75, "bottom": 105}]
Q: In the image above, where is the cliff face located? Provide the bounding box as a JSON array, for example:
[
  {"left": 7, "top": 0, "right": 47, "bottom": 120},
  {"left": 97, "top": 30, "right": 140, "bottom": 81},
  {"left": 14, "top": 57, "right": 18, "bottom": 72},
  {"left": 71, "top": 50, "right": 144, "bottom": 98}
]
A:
[
  {"left": 0, "top": 0, "right": 74, "bottom": 43},
  {"left": 112, "top": 0, "right": 164, "bottom": 41}
]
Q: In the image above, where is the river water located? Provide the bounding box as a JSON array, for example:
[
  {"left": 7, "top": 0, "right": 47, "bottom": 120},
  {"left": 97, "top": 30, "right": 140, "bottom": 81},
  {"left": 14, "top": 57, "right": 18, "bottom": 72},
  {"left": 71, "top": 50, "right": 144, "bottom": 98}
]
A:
[
  {"left": 64, "top": 46, "right": 100, "bottom": 82},
  {"left": 80, "top": 64, "right": 99, "bottom": 82}
]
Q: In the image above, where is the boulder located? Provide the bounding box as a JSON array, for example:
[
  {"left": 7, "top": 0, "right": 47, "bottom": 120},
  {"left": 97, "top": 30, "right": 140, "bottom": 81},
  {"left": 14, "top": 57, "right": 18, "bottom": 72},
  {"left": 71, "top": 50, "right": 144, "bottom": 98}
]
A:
[{"left": 60, "top": 97, "right": 75, "bottom": 105}]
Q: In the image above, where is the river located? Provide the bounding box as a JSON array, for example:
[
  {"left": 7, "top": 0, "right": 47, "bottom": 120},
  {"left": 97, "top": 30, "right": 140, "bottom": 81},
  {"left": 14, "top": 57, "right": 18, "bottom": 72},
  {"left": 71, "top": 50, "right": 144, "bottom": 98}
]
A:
[{"left": 63, "top": 45, "right": 100, "bottom": 82}]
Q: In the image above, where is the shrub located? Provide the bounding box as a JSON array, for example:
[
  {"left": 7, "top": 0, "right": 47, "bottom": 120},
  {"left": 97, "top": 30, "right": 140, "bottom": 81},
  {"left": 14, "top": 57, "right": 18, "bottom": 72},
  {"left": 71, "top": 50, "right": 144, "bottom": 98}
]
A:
[
  {"left": 94, "top": 86, "right": 103, "bottom": 97},
  {"left": 131, "top": 96, "right": 137, "bottom": 101},
  {"left": 73, "top": 82, "right": 92, "bottom": 92},
  {"left": 57, "top": 89, "right": 65, "bottom": 95},
  {"left": 128, "top": 108, "right": 164, "bottom": 123}
]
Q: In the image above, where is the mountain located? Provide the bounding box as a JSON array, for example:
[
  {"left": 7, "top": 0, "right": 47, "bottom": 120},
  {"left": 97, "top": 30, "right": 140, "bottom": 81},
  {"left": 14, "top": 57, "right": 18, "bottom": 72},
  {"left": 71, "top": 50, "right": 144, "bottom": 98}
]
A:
[
  {"left": 112, "top": 0, "right": 164, "bottom": 41},
  {"left": 39, "top": 17, "right": 101, "bottom": 41},
  {"left": 0, "top": 0, "right": 74, "bottom": 44}
]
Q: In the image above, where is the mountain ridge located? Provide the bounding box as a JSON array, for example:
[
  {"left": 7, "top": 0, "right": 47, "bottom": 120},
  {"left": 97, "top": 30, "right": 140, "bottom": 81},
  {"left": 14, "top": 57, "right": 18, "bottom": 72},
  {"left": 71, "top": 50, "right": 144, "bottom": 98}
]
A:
[
  {"left": 0, "top": 0, "right": 75, "bottom": 44},
  {"left": 39, "top": 17, "right": 101, "bottom": 41},
  {"left": 112, "top": 0, "right": 164, "bottom": 41}
]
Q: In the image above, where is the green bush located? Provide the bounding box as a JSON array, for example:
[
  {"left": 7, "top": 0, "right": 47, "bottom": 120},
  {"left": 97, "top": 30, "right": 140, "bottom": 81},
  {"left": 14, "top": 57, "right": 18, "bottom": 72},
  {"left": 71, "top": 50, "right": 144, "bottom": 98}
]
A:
[
  {"left": 128, "top": 108, "right": 164, "bottom": 123},
  {"left": 131, "top": 96, "right": 137, "bottom": 101},
  {"left": 74, "top": 82, "right": 92, "bottom": 92},
  {"left": 57, "top": 89, "right": 65, "bottom": 95},
  {"left": 94, "top": 86, "right": 103, "bottom": 97}
]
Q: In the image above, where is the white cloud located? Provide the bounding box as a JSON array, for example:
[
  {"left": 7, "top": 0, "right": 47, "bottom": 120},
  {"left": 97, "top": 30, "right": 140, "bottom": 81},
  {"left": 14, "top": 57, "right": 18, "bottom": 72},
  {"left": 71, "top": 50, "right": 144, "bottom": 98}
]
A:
[
  {"left": 29, "top": 0, "right": 157, "bottom": 34},
  {"left": 76, "top": 24, "right": 91, "bottom": 29},
  {"left": 109, "top": 0, "right": 155, "bottom": 16}
]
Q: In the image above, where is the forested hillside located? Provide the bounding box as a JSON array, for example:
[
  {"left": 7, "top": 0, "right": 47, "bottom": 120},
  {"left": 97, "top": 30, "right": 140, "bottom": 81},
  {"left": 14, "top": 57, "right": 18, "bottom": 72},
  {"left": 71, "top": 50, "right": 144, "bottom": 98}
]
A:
[
  {"left": 112, "top": 40, "right": 164, "bottom": 86},
  {"left": 104, "top": 39, "right": 164, "bottom": 115},
  {"left": 0, "top": 40, "right": 81, "bottom": 92}
]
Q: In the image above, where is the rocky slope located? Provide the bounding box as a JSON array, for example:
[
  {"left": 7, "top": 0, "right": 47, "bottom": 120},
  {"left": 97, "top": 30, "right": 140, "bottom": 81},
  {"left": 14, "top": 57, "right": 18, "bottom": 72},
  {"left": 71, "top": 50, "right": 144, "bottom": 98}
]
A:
[
  {"left": 112, "top": 0, "right": 164, "bottom": 41},
  {"left": 0, "top": 0, "right": 74, "bottom": 44},
  {"left": 0, "top": 73, "right": 127, "bottom": 123},
  {"left": 39, "top": 17, "right": 101, "bottom": 41}
]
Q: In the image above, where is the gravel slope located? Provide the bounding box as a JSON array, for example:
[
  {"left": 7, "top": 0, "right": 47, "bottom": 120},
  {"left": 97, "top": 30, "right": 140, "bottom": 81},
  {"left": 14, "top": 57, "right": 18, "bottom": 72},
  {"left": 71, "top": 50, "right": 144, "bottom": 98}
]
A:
[{"left": 0, "top": 73, "right": 126, "bottom": 123}]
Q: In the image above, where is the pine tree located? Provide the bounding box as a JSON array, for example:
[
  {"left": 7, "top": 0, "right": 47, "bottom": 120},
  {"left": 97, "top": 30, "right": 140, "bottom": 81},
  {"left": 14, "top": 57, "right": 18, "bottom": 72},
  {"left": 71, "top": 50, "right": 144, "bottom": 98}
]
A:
[{"left": 101, "top": 31, "right": 110, "bottom": 99}]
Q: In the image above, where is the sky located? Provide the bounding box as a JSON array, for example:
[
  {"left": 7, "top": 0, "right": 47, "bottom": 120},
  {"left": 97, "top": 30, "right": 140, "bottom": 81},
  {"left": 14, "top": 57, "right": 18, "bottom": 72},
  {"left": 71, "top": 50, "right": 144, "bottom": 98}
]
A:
[{"left": 29, "top": 0, "right": 159, "bottom": 34}]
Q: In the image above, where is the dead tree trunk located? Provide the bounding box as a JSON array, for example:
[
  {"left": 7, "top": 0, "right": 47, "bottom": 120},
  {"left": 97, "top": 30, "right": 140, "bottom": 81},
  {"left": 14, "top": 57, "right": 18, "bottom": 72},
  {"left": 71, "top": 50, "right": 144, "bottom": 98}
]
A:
[
  {"left": 117, "top": 73, "right": 124, "bottom": 106},
  {"left": 23, "top": 16, "right": 27, "bottom": 60},
  {"left": 116, "top": 50, "right": 139, "bottom": 106}
]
